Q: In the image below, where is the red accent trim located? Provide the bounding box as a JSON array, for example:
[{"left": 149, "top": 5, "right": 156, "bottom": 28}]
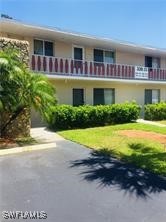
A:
[
  {"left": 128, "top": 66, "right": 131, "bottom": 78},
  {"left": 160, "top": 70, "right": 162, "bottom": 79},
  {"left": 84, "top": 61, "right": 88, "bottom": 74},
  {"left": 49, "top": 57, "right": 52, "bottom": 72},
  {"left": 43, "top": 57, "right": 46, "bottom": 71},
  {"left": 75, "top": 61, "right": 78, "bottom": 73},
  {"left": 80, "top": 62, "right": 83, "bottom": 74},
  {"left": 102, "top": 64, "right": 105, "bottom": 75},
  {"left": 65, "top": 59, "right": 68, "bottom": 73},
  {"left": 94, "top": 64, "right": 97, "bottom": 75},
  {"left": 154, "top": 69, "right": 157, "bottom": 79},
  {"left": 37, "top": 56, "right": 41, "bottom": 71},
  {"left": 125, "top": 66, "right": 128, "bottom": 77},
  {"left": 114, "top": 65, "right": 116, "bottom": 76},
  {"left": 54, "top": 58, "right": 58, "bottom": 72},
  {"left": 122, "top": 65, "right": 124, "bottom": 77},
  {"left": 60, "top": 59, "right": 63, "bottom": 73},
  {"left": 71, "top": 60, "right": 74, "bottom": 73},
  {"left": 110, "top": 64, "right": 114, "bottom": 76},
  {"left": 118, "top": 65, "right": 121, "bottom": 76},
  {"left": 98, "top": 65, "right": 101, "bottom": 75},
  {"left": 90, "top": 62, "right": 93, "bottom": 75},
  {"left": 107, "top": 64, "right": 109, "bottom": 76},
  {"left": 31, "top": 55, "right": 35, "bottom": 70},
  {"left": 131, "top": 66, "right": 134, "bottom": 77}
]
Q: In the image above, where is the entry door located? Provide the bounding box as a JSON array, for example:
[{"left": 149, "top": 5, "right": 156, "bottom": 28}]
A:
[{"left": 73, "top": 89, "right": 84, "bottom": 106}]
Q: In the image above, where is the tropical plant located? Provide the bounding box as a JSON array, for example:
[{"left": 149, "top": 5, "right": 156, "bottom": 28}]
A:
[{"left": 0, "top": 48, "right": 57, "bottom": 138}]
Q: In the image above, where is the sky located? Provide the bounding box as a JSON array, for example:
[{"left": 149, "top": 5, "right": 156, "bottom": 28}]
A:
[{"left": 1, "top": 0, "right": 166, "bottom": 49}]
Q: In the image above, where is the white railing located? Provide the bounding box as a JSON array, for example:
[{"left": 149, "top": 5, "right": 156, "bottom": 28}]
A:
[{"left": 31, "top": 54, "right": 166, "bottom": 81}]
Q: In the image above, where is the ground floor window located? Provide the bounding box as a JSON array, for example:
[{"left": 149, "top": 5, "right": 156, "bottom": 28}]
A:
[
  {"left": 73, "top": 88, "right": 84, "bottom": 106},
  {"left": 145, "top": 89, "right": 160, "bottom": 104},
  {"left": 93, "top": 88, "right": 115, "bottom": 105}
]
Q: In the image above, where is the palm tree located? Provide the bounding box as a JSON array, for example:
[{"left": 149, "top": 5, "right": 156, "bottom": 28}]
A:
[{"left": 0, "top": 49, "right": 57, "bottom": 138}]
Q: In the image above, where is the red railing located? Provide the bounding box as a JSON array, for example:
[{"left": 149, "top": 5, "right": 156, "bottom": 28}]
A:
[{"left": 31, "top": 55, "right": 166, "bottom": 81}]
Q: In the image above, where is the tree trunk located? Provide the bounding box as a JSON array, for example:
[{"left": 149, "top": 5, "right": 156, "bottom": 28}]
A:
[{"left": 0, "top": 107, "right": 31, "bottom": 139}]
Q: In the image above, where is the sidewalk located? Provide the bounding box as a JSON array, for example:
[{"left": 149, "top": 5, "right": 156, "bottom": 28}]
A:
[
  {"left": 137, "top": 119, "right": 166, "bottom": 127},
  {"left": 0, "top": 128, "right": 63, "bottom": 156},
  {"left": 30, "top": 127, "right": 64, "bottom": 143}
]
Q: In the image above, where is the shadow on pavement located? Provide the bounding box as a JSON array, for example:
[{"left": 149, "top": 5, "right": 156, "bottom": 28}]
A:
[{"left": 70, "top": 150, "right": 166, "bottom": 199}]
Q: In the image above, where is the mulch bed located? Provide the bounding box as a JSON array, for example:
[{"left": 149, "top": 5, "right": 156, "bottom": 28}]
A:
[{"left": 0, "top": 138, "right": 18, "bottom": 149}]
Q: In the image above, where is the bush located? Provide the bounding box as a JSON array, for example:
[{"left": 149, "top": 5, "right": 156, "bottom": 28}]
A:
[
  {"left": 48, "top": 102, "right": 141, "bottom": 130},
  {"left": 144, "top": 102, "right": 166, "bottom": 120}
]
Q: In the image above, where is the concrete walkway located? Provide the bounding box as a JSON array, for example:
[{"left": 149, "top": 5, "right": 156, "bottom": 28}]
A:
[
  {"left": 137, "top": 119, "right": 166, "bottom": 127},
  {"left": 30, "top": 127, "right": 64, "bottom": 143}
]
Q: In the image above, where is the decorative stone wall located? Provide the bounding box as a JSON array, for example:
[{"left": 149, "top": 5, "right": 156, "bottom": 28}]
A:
[
  {"left": 0, "top": 37, "right": 29, "bottom": 65},
  {"left": 0, "top": 37, "right": 31, "bottom": 138}
]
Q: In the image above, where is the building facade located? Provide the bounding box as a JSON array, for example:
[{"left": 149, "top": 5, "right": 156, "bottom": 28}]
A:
[{"left": 1, "top": 18, "right": 166, "bottom": 109}]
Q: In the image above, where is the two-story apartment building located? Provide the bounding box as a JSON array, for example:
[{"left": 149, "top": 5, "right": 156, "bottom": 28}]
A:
[{"left": 1, "top": 18, "right": 166, "bottom": 110}]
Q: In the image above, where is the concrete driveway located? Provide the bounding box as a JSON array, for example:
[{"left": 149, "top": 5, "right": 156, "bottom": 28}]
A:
[{"left": 0, "top": 138, "right": 166, "bottom": 222}]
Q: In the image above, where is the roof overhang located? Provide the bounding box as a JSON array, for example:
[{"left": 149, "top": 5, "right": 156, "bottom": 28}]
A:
[{"left": 1, "top": 18, "right": 166, "bottom": 57}]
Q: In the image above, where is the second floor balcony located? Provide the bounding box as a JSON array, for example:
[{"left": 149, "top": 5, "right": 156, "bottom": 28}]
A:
[{"left": 31, "top": 55, "right": 166, "bottom": 82}]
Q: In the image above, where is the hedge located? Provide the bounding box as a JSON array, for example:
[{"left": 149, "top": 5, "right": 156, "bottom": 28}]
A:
[
  {"left": 144, "top": 102, "right": 166, "bottom": 120},
  {"left": 48, "top": 102, "right": 141, "bottom": 130}
]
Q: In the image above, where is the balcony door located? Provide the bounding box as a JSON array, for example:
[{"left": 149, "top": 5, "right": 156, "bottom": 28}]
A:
[
  {"left": 73, "top": 88, "right": 84, "bottom": 106},
  {"left": 145, "top": 56, "right": 160, "bottom": 68},
  {"left": 73, "top": 46, "right": 84, "bottom": 71}
]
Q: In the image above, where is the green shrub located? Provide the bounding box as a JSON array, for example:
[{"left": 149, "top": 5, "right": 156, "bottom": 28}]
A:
[
  {"left": 144, "top": 102, "right": 166, "bottom": 120},
  {"left": 48, "top": 102, "right": 141, "bottom": 130}
]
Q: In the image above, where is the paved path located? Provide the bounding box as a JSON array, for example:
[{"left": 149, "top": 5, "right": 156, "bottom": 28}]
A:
[
  {"left": 30, "top": 127, "right": 64, "bottom": 143},
  {"left": 137, "top": 119, "right": 166, "bottom": 127},
  {"left": 0, "top": 138, "right": 166, "bottom": 222}
]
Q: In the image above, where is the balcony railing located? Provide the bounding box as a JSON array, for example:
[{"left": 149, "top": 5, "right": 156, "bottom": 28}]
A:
[{"left": 31, "top": 55, "right": 166, "bottom": 81}]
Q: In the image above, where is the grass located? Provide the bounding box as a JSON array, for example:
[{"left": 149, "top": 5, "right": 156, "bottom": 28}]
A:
[
  {"left": 59, "top": 123, "right": 166, "bottom": 176},
  {"left": 155, "top": 120, "right": 166, "bottom": 125}
]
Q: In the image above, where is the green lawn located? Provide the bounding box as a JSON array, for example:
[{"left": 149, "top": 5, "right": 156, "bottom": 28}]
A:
[
  {"left": 155, "top": 120, "right": 166, "bottom": 125},
  {"left": 59, "top": 123, "right": 166, "bottom": 176}
]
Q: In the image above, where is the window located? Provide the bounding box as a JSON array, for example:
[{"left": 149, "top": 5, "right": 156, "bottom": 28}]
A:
[
  {"left": 145, "top": 56, "right": 160, "bottom": 68},
  {"left": 94, "top": 49, "right": 115, "bottom": 63},
  {"left": 93, "top": 88, "right": 115, "bottom": 105},
  {"left": 145, "top": 89, "right": 160, "bottom": 104},
  {"left": 34, "top": 39, "right": 53, "bottom": 56},
  {"left": 94, "top": 49, "right": 104, "bottom": 63},
  {"left": 74, "top": 47, "right": 83, "bottom": 60},
  {"left": 34, "top": 40, "right": 43, "bottom": 55},
  {"left": 73, "top": 46, "right": 84, "bottom": 69},
  {"left": 73, "top": 89, "right": 84, "bottom": 106}
]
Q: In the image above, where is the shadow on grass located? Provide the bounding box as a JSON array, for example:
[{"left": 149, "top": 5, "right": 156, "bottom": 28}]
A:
[
  {"left": 70, "top": 149, "right": 166, "bottom": 199},
  {"left": 127, "top": 143, "right": 166, "bottom": 175}
]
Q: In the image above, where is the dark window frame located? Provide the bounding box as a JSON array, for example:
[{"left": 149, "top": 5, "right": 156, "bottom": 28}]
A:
[
  {"left": 145, "top": 89, "right": 160, "bottom": 104},
  {"left": 93, "top": 88, "right": 115, "bottom": 105},
  {"left": 93, "top": 49, "right": 115, "bottom": 64},
  {"left": 34, "top": 39, "right": 54, "bottom": 56}
]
